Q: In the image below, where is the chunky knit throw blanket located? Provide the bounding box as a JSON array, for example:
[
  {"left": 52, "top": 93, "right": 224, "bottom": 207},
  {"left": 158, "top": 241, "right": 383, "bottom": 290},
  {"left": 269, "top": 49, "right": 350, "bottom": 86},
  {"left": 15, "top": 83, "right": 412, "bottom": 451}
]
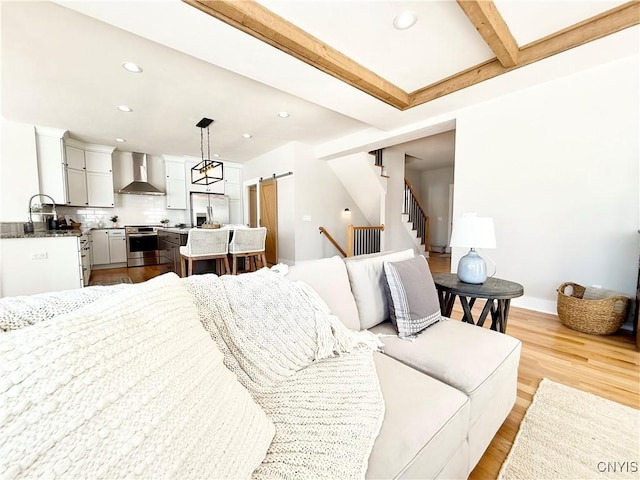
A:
[
  {"left": 185, "top": 270, "right": 385, "bottom": 479},
  {"left": 0, "top": 274, "right": 275, "bottom": 479}
]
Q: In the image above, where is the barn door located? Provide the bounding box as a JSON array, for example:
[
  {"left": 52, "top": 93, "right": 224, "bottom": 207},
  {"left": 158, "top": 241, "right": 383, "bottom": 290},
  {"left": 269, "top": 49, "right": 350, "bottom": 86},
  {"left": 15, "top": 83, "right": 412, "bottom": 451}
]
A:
[{"left": 259, "top": 179, "right": 278, "bottom": 265}]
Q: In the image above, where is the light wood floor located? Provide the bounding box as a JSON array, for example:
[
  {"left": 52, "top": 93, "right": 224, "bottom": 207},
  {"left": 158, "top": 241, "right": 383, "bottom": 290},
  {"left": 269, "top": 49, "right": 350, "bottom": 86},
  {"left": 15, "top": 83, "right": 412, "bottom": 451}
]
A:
[
  {"left": 91, "top": 255, "right": 640, "bottom": 479},
  {"left": 425, "top": 253, "right": 640, "bottom": 480}
]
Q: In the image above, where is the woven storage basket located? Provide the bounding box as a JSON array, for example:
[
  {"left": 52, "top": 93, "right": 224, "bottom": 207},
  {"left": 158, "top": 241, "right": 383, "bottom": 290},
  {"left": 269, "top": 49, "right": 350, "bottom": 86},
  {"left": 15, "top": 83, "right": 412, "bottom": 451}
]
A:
[{"left": 556, "top": 282, "right": 629, "bottom": 335}]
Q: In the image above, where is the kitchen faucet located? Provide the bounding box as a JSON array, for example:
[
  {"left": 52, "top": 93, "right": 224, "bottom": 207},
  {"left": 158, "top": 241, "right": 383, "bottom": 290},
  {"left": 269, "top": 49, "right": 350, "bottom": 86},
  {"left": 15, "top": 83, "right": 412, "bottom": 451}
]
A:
[{"left": 24, "top": 194, "right": 57, "bottom": 233}]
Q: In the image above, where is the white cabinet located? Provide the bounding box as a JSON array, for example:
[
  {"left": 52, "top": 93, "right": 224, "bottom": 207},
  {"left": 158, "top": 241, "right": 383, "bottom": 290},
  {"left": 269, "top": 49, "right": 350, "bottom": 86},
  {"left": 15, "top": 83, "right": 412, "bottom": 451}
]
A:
[
  {"left": 37, "top": 132, "right": 114, "bottom": 207},
  {"left": 165, "top": 160, "right": 187, "bottom": 209},
  {"left": 65, "top": 145, "right": 85, "bottom": 170},
  {"left": 35, "top": 126, "right": 68, "bottom": 206},
  {"left": 85, "top": 151, "right": 112, "bottom": 173},
  {"left": 66, "top": 167, "right": 88, "bottom": 206},
  {"left": 91, "top": 229, "right": 126, "bottom": 266},
  {"left": 91, "top": 229, "right": 110, "bottom": 265},
  {"left": 64, "top": 141, "right": 115, "bottom": 207},
  {"left": 64, "top": 145, "right": 89, "bottom": 206},
  {"left": 80, "top": 234, "right": 91, "bottom": 287},
  {"left": 87, "top": 171, "right": 114, "bottom": 207},
  {"left": 108, "top": 230, "right": 127, "bottom": 263}
]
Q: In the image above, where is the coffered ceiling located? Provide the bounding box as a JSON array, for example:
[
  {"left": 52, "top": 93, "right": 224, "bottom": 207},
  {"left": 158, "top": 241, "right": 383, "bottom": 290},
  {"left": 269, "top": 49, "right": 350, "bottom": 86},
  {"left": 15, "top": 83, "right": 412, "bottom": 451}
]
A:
[
  {"left": 2, "top": 0, "right": 638, "bottom": 164},
  {"left": 185, "top": 0, "right": 638, "bottom": 110}
]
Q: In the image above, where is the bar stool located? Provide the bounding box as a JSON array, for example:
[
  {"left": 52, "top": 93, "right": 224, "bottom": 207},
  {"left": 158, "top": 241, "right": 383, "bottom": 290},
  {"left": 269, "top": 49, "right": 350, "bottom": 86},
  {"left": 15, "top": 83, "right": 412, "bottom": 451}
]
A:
[
  {"left": 179, "top": 228, "right": 230, "bottom": 277},
  {"left": 228, "top": 227, "right": 267, "bottom": 275}
]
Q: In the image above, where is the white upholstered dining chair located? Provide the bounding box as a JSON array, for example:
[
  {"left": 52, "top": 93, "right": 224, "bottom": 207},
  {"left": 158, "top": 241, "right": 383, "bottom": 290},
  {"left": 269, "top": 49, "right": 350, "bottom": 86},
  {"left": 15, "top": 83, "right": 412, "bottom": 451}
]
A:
[
  {"left": 179, "top": 228, "right": 230, "bottom": 277},
  {"left": 228, "top": 227, "right": 267, "bottom": 275}
]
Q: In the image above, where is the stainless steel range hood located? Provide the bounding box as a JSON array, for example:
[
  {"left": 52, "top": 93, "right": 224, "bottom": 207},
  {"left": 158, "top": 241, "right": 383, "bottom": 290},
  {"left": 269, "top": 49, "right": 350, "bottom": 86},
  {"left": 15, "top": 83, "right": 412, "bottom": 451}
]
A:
[{"left": 118, "top": 152, "right": 165, "bottom": 196}]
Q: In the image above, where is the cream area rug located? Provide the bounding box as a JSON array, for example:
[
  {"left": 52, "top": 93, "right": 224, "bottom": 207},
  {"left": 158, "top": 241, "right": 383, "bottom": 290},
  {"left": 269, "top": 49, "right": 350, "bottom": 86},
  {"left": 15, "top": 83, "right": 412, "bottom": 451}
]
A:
[{"left": 498, "top": 378, "right": 639, "bottom": 480}]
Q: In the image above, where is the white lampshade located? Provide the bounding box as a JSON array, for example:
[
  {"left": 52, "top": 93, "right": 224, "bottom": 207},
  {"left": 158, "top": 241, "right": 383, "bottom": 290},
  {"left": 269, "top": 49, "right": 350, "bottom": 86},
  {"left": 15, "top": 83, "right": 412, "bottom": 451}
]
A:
[{"left": 450, "top": 214, "right": 496, "bottom": 249}]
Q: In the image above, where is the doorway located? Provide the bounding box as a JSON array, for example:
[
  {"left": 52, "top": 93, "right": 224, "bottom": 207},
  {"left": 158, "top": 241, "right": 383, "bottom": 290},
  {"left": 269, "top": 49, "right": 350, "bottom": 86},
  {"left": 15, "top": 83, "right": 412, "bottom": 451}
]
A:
[
  {"left": 259, "top": 179, "right": 278, "bottom": 265},
  {"left": 248, "top": 185, "right": 258, "bottom": 228}
]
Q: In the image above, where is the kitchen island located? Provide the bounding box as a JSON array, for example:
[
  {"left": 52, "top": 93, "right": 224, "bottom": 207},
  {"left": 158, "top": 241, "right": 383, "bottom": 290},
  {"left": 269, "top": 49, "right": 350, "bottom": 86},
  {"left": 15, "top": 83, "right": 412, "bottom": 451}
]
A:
[
  {"left": 0, "top": 231, "right": 87, "bottom": 297},
  {"left": 158, "top": 225, "right": 249, "bottom": 275},
  {"left": 158, "top": 228, "right": 188, "bottom": 274}
]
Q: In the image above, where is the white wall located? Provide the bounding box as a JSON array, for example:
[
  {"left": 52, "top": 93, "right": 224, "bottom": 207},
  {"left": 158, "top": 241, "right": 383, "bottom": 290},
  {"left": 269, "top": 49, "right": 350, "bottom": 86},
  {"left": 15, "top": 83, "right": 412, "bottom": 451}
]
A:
[
  {"left": 421, "top": 166, "right": 454, "bottom": 249},
  {"left": 242, "top": 141, "right": 370, "bottom": 263},
  {"left": 0, "top": 119, "right": 39, "bottom": 222},
  {"left": 294, "top": 143, "right": 368, "bottom": 261},
  {"left": 383, "top": 147, "right": 421, "bottom": 254},
  {"left": 454, "top": 55, "right": 639, "bottom": 313},
  {"left": 328, "top": 152, "right": 385, "bottom": 225},
  {"left": 242, "top": 143, "right": 296, "bottom": 264},
  {"left": 404, "top": 167, "right": 422, "bottom": 199}
]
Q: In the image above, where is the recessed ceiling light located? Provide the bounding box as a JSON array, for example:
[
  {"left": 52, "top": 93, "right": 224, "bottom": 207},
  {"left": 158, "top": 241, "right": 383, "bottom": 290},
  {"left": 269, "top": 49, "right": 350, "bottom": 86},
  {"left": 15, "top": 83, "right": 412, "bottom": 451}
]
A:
[
  {"left": 242, "top": 133, "right": 252, "bottom": 139},
  {"left": 213, "top": 153, "right": 220, "bottom": 158},
  {"left": 277, "top": 111, "right": 290, "bottom": 118},
  {"left": 115, "top": 138, "right": 126, "bottom": 143},
  {"left": 117, "top": 105, "right": 133, "bottom": 112},
  {"left": 393, "top": 11, "right": 417, "bottom": 30},
  {"left": 121, "top": 62, "right": 143, "bottom": 73}
]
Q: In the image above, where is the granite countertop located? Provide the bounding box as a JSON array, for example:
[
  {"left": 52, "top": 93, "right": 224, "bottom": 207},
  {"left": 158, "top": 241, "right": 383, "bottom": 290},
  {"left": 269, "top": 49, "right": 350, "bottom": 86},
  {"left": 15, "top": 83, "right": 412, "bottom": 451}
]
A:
[
  {"left": 161, "top": 227, "right": 191, "bottom": 234},
  {"left": 0, "top": 230, "right": 83, "bottom": 239}
]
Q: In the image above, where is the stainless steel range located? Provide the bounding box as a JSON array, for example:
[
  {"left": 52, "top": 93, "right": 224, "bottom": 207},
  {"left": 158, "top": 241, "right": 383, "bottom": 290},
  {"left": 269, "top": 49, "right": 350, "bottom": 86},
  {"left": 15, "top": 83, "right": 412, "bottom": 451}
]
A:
[{"left": 125, "top": 225, "right": 160, "bottom": 267}]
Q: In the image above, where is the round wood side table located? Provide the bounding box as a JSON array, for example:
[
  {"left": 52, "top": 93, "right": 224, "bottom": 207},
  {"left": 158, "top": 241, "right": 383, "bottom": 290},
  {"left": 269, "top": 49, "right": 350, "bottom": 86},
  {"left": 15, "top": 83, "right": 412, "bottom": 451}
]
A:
[{"left": 432, "top": 273, "right": 524, "bottom": 333}]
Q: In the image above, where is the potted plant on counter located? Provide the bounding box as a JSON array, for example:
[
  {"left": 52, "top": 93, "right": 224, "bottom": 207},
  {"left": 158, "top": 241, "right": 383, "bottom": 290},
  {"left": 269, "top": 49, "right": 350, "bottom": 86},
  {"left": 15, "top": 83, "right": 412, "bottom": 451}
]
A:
[
  {"left": 160, "top": 218, "right": 170, "bottom": 228},
  {"left": 110, "top": 215, "right": 119, "bottom": 228}
]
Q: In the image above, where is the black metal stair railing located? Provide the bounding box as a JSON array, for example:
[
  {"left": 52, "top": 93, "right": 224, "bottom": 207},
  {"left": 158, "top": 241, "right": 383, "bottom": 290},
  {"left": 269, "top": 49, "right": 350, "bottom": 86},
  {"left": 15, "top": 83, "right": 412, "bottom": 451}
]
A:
[
  {"left": 403, "top": 179, "right": 429, "bottom": 249},
  {"left": 347, "top": 225, "right": 384, "bottom": 256}
]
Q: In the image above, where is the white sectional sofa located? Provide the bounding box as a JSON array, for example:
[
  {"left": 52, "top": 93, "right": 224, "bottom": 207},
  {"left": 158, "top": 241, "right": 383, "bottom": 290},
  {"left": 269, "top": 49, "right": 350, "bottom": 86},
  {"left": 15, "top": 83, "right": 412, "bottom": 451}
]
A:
[
  {"left": 288, "top": 250, "right": 522, "bottom": 479},
  {"left": 0, "top": 249, "right": 521, "bottom": 479}
]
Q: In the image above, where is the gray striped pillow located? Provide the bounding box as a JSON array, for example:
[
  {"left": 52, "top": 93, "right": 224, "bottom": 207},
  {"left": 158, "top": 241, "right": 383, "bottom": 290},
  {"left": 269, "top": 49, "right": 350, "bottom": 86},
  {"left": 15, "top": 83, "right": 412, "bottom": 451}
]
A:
[{"left": 383, "top": 256, "right": 442, "bottom": 339}]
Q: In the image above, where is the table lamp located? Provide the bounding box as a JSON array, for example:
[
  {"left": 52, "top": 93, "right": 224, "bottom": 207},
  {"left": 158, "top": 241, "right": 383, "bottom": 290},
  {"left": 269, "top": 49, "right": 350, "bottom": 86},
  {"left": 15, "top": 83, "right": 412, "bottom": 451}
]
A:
[{"left": 450, "top": 214, "right": 496, "bottom": 284}]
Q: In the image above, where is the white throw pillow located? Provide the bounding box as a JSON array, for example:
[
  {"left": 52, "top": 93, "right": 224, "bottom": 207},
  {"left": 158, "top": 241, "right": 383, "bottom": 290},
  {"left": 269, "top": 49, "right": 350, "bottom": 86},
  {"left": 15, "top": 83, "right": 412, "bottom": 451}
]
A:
[
  {"left": 287, "top": 256, "right": 361, "bottom": 331},
  {"left": 344, "top": 249, "right": 415, "bottom": 329},
  {"left": 0, "top": 273, "right": 274, "bottom": 479}
]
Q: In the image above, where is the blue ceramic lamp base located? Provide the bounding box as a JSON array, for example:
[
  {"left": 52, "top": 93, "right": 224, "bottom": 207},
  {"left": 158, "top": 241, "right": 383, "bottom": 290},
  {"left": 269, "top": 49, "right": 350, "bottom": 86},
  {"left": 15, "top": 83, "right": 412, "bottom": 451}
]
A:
[{"left": 457, "top": 249, "right": 487, "bottom": 284}]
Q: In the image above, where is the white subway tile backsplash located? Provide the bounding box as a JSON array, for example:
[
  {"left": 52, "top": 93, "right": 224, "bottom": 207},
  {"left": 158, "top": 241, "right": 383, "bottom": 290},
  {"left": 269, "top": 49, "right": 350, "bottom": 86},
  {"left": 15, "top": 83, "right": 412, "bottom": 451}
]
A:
[{"left": 57, "top": 194, "right": 189, "bottom": 227}]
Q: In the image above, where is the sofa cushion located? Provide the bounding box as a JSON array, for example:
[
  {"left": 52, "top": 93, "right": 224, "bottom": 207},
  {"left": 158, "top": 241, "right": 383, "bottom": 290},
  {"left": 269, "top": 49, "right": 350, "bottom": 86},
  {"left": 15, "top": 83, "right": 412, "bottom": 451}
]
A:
[
  {"left": 371, "top": 319, "right": 521, "bottom": 425},
  {"left": 0, "top": 273, "right": 275, "bottom": 479},
  {"left": 367, "top": 352, "right": 470, "bottom": 479},
  {"left": 287, "top": 256, "right": 360, "bottom": 330},
  {"left": 383, "top": 255, "right": 442, "bottom": 339},
  {"left": 344, "top": 249, "right": 414, "bottom": 329}
]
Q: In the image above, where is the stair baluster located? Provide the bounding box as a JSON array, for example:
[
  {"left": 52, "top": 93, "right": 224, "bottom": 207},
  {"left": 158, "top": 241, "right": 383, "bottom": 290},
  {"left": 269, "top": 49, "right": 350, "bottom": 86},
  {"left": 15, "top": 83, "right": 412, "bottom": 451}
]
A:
[{"left": 404, "top": 179, "right": 430, "bottom": 251}]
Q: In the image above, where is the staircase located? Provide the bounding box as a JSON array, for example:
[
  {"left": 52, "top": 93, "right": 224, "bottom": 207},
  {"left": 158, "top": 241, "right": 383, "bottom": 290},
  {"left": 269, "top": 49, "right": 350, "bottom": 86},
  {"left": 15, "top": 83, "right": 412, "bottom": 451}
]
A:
[
  {"left": 328, "top": 149, "right": 430, "bottom": 257},
  {"left": 327, "top": 152, "right": 386, "bottom": 225},
  {"left": 402, "top": 179, "right": 430, "bottom": 258}
]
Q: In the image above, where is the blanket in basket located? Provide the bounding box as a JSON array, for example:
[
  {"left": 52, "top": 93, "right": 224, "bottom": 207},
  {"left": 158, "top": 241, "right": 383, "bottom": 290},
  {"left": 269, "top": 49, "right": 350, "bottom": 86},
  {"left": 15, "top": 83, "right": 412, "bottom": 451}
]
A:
[{"left": 185, "top": 270, "right": 385, "bottom": 479}]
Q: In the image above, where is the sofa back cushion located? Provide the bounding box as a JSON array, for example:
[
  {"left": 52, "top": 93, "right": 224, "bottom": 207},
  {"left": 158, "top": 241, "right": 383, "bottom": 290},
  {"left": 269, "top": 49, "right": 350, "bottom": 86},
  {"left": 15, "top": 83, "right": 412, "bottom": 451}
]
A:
[
  {"left": 287, "top": 256, "right": 360, "bottom": 331},
  {"left": 344, "top": 249, "right": 415, "bottom": 329},
  {"left": 0, "top": 273, "right": 275, "bottom": 479}
]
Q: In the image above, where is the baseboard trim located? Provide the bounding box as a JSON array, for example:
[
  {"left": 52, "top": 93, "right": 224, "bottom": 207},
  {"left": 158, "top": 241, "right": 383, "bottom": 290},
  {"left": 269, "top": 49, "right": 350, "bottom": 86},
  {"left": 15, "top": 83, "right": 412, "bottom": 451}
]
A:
[{"left": 511, "top": 296, "right": 557, "bottom": 315}]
